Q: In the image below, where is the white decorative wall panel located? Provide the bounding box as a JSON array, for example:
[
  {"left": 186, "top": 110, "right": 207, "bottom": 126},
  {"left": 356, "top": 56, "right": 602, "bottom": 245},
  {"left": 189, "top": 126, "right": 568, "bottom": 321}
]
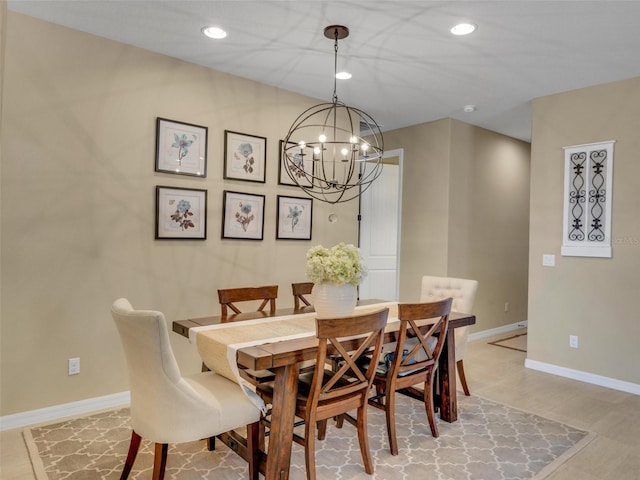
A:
[{"left": 562, "top": 141, "right": 615, "bottom": 257}]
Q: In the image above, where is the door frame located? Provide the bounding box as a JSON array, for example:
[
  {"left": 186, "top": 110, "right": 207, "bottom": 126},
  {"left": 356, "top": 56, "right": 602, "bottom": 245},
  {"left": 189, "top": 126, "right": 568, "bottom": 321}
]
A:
[{"left": 358, "top": 147, "right": 404, "bottom": 300}]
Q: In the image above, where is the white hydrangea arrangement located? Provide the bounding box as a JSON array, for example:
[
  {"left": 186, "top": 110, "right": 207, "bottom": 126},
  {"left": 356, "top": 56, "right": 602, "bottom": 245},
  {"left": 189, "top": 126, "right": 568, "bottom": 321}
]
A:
[{"left": 306, "top": 243, "right": 367, "bottom": 286}]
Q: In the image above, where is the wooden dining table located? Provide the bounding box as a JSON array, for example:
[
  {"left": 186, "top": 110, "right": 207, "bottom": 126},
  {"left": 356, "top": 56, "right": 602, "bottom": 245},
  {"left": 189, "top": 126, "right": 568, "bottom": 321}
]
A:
[{"left": 173, "top": 302, "right": 475, "bottom": 480}]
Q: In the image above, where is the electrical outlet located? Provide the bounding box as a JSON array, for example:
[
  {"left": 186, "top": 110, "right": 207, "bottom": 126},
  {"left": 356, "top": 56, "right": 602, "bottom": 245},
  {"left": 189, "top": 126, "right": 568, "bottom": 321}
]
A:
[
  {"left": 504, "top": 302, "right": 509, "bottom": 312},
  {"left": 569, "top": 335, "right": 578, "bottom": 349},
  {"left": 68, "top": 357, "right": 80, "bottom": 375}
]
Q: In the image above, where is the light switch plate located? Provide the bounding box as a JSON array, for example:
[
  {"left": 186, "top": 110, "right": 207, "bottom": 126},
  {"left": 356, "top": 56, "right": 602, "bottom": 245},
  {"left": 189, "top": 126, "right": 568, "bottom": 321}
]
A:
[{"left": 542, "top": 254, "right": 555, "bottom": 267}]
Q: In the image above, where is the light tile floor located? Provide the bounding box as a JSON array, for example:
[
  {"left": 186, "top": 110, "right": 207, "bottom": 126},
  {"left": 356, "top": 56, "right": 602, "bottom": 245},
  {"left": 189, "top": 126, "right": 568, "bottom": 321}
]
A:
[{"left": 2, "top": 329, "right": 639, "bottom": 479}]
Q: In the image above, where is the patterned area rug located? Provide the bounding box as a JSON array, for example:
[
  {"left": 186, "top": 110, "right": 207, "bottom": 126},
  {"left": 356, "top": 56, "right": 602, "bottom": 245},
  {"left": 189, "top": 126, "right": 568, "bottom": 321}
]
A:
[
  {"left": 488, "top": 333, "right": 528, "bottom": 353},
  {"left": 24, "top": 394, "right": 592, "bottom": 480}
]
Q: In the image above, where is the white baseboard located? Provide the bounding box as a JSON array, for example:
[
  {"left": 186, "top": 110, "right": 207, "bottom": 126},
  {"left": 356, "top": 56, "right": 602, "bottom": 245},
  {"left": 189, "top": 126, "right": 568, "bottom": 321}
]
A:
[
  {"left": 525, "top": 359, "right": 640, "bottom": 396},
  {"left": 468, "top": 320, "right": 527, "bottom": 342},
  {"left": 0, "top": 391, "right": 130, "bottom": 431},
  {"left": 470, "top": 321, "right": 639, "bottom": 395}
]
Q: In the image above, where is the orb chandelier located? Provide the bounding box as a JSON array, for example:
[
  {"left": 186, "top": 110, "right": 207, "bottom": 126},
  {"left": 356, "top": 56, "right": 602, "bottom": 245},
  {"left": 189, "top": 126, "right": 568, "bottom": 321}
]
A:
[{"left": 282, "top": 25, "right": 384, "bottom": 204}]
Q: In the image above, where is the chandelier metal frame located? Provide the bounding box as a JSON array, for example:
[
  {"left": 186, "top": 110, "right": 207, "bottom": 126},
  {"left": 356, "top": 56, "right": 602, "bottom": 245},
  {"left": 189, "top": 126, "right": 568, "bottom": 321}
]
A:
[{"left": 282, "top": 25, "right": 384, "bottom": 204}]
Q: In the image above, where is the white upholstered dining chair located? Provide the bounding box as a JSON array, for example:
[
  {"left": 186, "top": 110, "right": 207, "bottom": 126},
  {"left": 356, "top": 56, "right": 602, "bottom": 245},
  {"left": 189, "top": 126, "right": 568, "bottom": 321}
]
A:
[
  {"left": 420, "top": 276, "right": 478, "bottom": 395},
  {"left": 111, "top": 298, "right": 263, "bottom": 480}
]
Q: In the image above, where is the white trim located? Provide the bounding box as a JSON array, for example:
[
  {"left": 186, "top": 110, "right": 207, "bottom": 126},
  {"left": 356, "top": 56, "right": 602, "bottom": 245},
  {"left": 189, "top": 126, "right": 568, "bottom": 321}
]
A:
[
  {"left": 468, "top": 320, "right": 527, "bottom": 342},
  {"left": 390, "top": 148, "right": 404, "bottom": 302},
  {"left": 525, "top": 359, "right": 640, "bottom": 396},
  {"left": 0, "top": 391, "right": 130, "bottom": 431},
  {"left": 560, "top": 244, "right": 612, "bottom": 257}
]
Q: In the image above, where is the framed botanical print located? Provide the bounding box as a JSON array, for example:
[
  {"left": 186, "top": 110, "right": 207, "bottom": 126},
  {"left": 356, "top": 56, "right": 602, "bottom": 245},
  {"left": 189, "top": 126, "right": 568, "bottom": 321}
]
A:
[
  {"left": 155, "top": 186, "right": 207, "bottom": 239},
  {"left": 278, "top": 139, "right": 314, "bottom": 186},
  {"left": 223, "top": 130, "right": 267, "bottom": 183},
  {"left": 276, "top": 195, "right": 313, "bottom": 240},
  {"left": 155, "top": 118, "right": 207, "bottom": 177},
  {"left": 222, "top": 190, "right": 265, "bottom": 240}
]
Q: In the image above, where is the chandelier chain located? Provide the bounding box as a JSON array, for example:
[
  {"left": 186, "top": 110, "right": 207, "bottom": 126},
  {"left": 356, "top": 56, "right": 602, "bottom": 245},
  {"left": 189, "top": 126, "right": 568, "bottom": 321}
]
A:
[{"left": 332, "top": 28, "right": 339, "bottom": 104}]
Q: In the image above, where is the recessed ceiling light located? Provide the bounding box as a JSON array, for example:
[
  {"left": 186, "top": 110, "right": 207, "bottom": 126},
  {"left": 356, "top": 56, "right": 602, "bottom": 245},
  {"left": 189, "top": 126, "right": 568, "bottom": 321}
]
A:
[
  {"left": 450, "top": 23, "right": 477, "bottom": 36},
  {"left": 463, "top": 104, "right": 477, "bottom": 113},
  {"left": 201, "top": 26, "right": 227, "bottom": 39},
  {"left": 336, "top": 71, "right": 352, "bottom": 80}
]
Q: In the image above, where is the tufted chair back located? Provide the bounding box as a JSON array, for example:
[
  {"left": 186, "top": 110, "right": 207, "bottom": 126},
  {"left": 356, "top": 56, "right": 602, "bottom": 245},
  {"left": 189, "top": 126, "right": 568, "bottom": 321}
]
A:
[{"left": 420, "top": 276, "right": 478, "bottom": 396}]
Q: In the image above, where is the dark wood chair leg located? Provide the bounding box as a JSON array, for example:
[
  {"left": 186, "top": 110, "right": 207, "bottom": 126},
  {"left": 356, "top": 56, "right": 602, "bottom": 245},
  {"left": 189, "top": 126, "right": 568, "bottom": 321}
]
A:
[
  {"left": 457, "top": 359, "right": 471, "bottom": 396},
  {"left": 152, "top": 443, "right": 168, "bottom": 480},
  {"left": 206, "top": 435, "right": 216, "bottom": 451},
  {"left": 356, "top": 404, "right": 374, "bottom": 474},
  {"left": 120, "top": 430, "right": 142, "bottom": 480},
  {"left": 425, "top": 371, "right": 439, "bottom": 437},
  {"left": 385, "top": 391, "right": 399, "bottom": 456},
  {"left": 304, "top": 415, "right": 318, "bottom": 480},
  {"left": 258, "top": 418, "right": 267, "bottom": 451},
  {"left": 247, "top": 422, "right": 260, "bottom": 480},
  {"left": 317, "top": 419, "right": 327, "bottom": 440}
]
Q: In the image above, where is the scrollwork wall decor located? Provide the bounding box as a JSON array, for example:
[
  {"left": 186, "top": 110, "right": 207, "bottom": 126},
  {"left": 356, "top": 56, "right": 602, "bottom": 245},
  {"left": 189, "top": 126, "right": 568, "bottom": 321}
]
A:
[{"left": 562, "top": 141, "right": 615, "bottom": 258}]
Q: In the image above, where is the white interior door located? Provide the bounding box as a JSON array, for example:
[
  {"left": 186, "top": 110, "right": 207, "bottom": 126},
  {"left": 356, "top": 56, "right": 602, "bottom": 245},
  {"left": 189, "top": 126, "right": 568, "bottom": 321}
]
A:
[{"left": 359, "top": 149, "right": 403, "bottom": 301}]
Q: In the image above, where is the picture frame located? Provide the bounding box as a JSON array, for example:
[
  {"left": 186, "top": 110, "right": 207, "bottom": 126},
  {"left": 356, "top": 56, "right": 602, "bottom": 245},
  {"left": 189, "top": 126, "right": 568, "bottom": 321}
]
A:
[
  {"left": 224, "top": 130, "right": 267, "bottom": 183},
  {"left": 276, "top": 195, "right": 313, "bottom": 240},
  {"left": 155, "top": 186, "right": 207, "bottom": 240},
  {"left": 278, "top": 139, "right": 314, "bottom": 186},
  {"left": 155, "top": 117, "right": 208, "bottom": 177},
  {"left": 222, "top": 190, "right": 265, "bottom": 240}
]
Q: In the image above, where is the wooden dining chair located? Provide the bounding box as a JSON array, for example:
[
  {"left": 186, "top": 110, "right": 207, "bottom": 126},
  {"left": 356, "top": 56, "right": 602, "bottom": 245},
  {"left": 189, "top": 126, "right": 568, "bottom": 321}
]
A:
[
  {"left": 218, "top": 285, "right": 278, "bottom": 320},
  {"left": 367, "top": 298, "right": 452, "bottom": 455},
  {"left": 292, "top": 282, "right": 314, "bottom": 310},
  {"left": 256, "top": 308, "right": 389, "bottom": 480}
]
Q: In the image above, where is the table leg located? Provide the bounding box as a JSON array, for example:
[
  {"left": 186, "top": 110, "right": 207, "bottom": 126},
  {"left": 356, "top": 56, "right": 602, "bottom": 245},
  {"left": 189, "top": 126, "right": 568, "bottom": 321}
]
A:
[
  {"left": 438, "top": 326, "right": 458, "bottom": 422},
  {"left": 265, "top": 363, "right": 299, "bottom": 480}
]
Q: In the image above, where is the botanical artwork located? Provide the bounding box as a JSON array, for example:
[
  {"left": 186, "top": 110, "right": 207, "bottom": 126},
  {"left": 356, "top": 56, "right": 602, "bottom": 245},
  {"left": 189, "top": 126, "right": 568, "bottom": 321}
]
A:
[
  {"left": 172, "top": 134, "right": 194, "bottom": 163},
  {"left": 278, "top": 140, "right": 314, "bottom": 186},
  {"left": 277, "top": 195, "right": 312, "bottom": 240},
  {"left": 155, "top": 118, "right": 207, "bottom": 177},
  {"left": 224, "top": 131, "right": 267, "bottom": 182},
  {"left": 222, "top": 190, "right": 265, "bottom": 240},
  {"left": 170, "top": 199, "right": 196, "bottom": 231},
  {"left": 235, "top": 143, "right": 256, "bottom": 175},
  {"left": 287, "top": 205, "right": 303, "bottom": 231},
  {"left": 235, "top": 201, "right": 255, "bottom": 232},
  {"left": 156, "top": 186, "right": 207, "bottom": 239}
]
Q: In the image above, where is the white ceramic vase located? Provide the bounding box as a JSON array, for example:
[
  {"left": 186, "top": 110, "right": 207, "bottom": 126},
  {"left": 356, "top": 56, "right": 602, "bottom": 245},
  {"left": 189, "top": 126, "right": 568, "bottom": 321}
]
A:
[{"left": 312, "top": 283, "right": 357, "bottom": 318}]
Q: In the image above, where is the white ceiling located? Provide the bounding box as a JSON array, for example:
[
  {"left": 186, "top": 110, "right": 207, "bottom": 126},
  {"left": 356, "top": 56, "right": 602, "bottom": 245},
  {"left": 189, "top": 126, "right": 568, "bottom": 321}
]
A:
[{"left": 7, "top": 0, "right": 640, "bottom": 142}]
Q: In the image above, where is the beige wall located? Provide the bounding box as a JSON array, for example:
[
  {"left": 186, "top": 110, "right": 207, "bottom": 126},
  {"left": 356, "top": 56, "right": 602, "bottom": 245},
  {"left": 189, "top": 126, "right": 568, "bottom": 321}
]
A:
[
  {"left": 0, "top": 13, "right": 359, "bottom": 415},
  {"left": 529, "top": 77, "right": 640, "bottom": 385},
  {"left": 384, "top": 118, "right": 531, "bottom": 332},
  {"left": 383, "top": 119, "right": 453, "bottom": 299}
]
